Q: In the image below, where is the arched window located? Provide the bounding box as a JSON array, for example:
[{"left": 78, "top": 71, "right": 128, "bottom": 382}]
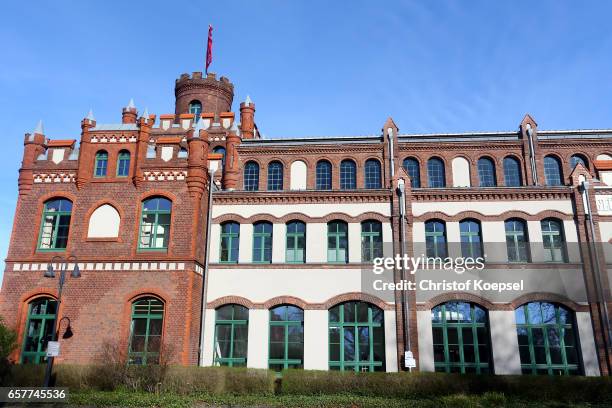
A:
[
  {"left": 269, "top": 305, "right": 304, "bottom": 371},
  {"left": 329, "top": 301, "right": 385, "bottom": 371},
  {"left": 267, "top": 161, "right": 284, "bottom": 191},
  {"left": 361, "top": 220, "right": 383, "bottom": 262},
  {"left": 505, "top": 219, "right": 529, "bottom": 262},
  {"left": 138, "top": 197, "right": 172, "bottom": 250},
  {"left": 213, "top": 146, "right": 226, "bottom": 169},
  {"left": 340, "top": 160, "right": 357, "bottom": 189},
  {"left": 431, "top": 301, "right": 491, "bottom": 373},
  {"left": 460, "top": 219, "right": 482, "bottom": 258},
  {"left": 403, "top": 157, "right": 421, "bottom": 188},
  {"left": 128, "top": 297, "right": 164, "bottom": 365},
  {"left": 541, "top": 218, "right": 567, "bottom": 262},
  {"left": 117, "top": 150, "right": 130, "bottom": 177},
  {"left": 286, "top": 221, "right": 306, "bottom": 263},
  {"left": 94, "top": 150, "right": 108, "bottom": 177},
  {"left": 515, "top": 302, "right": 580, "bottom": 375},
  {"left": 427, "top": 158, "right": 446, "bottom": 188},
  {"left": 328, "top": 221, "right": 348, "bottom": 263},
  {"left": 544, "top": 156, "right": 563, "bottom": 186},
  {"left": 244, "top": 161, "right": 259, "bottom": 191},
  {"left": 503, "top": 156, "right": 522, "bottom": 187},
  {"left": 38, "top": 198, "right": 72, "bottom": 250},
  {"left": 478, "top": 157, "right": 496, "bottom": 187},
  {"left": 570, "top": 154, "right": 588, "bottom": 170},
  {"left": 253, "top": 222, "right": 272, "bottom": 263},
  {"left": 316, "top": 160, "right": 332, "bottom": 190},
  {"left": 214, "top": 304, "right": 249, "bottom": 366},
  {"left": 425, "top": 220, "right": 447, "bottom": 259},
  {"left": 189, "top": 100, "right": 202, "bottom": 117},
  {"left": 364, "top": 159, "right": 382, "bottom": 189},
  {"left": 20, "top": 297, "right": 57, "bottom": 364},
  {"left": 220, "top": 222, "right": 240, "bottom": 263}
]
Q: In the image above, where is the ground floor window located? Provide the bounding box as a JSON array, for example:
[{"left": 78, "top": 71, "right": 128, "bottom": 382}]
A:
[
  {"left": 329, "top": 301, "right": 385, "bottom": 372},
  {"left": 21, "top": 297, "right": 57, "bottom": 364},
  {"left": 128, "top": 297, "right": 164, "bottom": 365},
  {"left": 269, "top": 305, "right": 304, "bottom": 371},
  {"left": 214, "top": 304, "right": 249, "bottom": 367}
]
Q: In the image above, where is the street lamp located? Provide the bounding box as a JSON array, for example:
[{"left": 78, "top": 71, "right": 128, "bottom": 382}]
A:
[{"left": 43, "top": 255, "right": 80, "bottom": 387}]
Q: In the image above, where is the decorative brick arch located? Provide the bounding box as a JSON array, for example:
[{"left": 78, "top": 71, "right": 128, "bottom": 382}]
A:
[
  {"left": 414, "top": 209, "right": 573, "bottom": 222},
  {"left": 323, "top": 292, "right": 393, "bottom": 311},
  {"left": 510, "top": 292, "right": 589, "bottom": 312},
  {"left": 421, "top": 292, "right": 498, "bottom": 311},
  {"left": 207, "top": 295, "right": 255, "bottom": 309},
  {"left": 213, "top": 211, "right": 390, "bottom": 224},
  {"left": 263, "top": 296, "right": 308, "bottom": 310}
]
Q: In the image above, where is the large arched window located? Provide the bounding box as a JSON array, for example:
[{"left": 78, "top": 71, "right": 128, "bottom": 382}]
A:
[
  {"left": 340, "top": 160, "right": 357, "bottom": 189},
  {"left": 117, "top": 150, "right": 130, "bottom": 177},
  {"left": 364, "top": 159, "right": 382, "bottom": 189},
  {"left": 459, "top": 219, "right": 482, "bottom": 258},
  {"left": 403, "top": 157, "right": 421, "bottom": 188},
  {"left": 425, "top": 220, "right": 447, "bottom": 259},
  {"left": 503, "top": 156, "right": 522, "bottom": 187},
  {"left": 94, "top": 150, "right": 108, "bottom": 177},
  {"left": 515, "top": 302, "right": 580, "bottom": 375},
  {"left": 327, "top": 221, "right": 348, "bottom": 263},
  {"left": 505, "top": 219, "right": 529, "bottom": 262},
  {"left": 213, "top": 146, "right": 226, "bottom": 169},
  {"left": 128, "top": 297, "right": 164, "bottom": 365},
  {"left": 544, "top": 156, "right": 563, "bottom": 186},
  {"left": 20, "top": 297, "right": 57, "bottom": 364},
  {"left": 189, "top": 100, "right": 202, "bottom": 116},
  {"left": 267, "top": 161, "right": 284, "bottom": 191},
  {"left": 541, "top": 218, "right": 567, "bottom": 262},
  {"left": 570, "top": 154, "right": 588, "bottom": 170},
  {"left": 38, "top": 198, "right": 72, "bottom": 250},
  {"left": 361, "top": 220, "right": 383, "bottom": 262},
  {"left": 220, "top": 222, "right": 240, "bottom": 263},
  {"left": 432, "top": 302, "right": 491, "bottom": 373},
  {"left": 329, "top": 301, "right": 385, "bottom": 372},
  {"left": 427, "top": 158, "right": 446, "bottom": 188},
  {"left": 138, "top": 197, "right": 172, "bottom": 250},
  {"left": 244, "top": 161, "right": 259, "bottom": 191},
  {"left": 253, "top": 221, "right": 272, "bottom": 263},
  {"left": 214, "top": 304, "right": 249, "bottom": 367},
  {"left": 286, "top": 221, "right": 306, "bottom": 263},
  {"left": 316, "top": 160, "right": 332, "bottom": 190},
  {"left": 478, "top": 157, "right": 496, "bottom": 187},
  {"left": 269, "top": 305, "right": 304, "bottom": 371}
]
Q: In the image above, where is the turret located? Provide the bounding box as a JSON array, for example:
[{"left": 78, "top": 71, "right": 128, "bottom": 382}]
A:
[
  {"left": 122, "top": 98, "right": 137, "bottom": 124},
  {"left": 75, "top": 111, "right": 96, "bottom": 189},
  {"left": 175, "top": 72, "right": 234, "bottom": 119},
  {"left": 133, "top": 109, "right": 152, "bottom": 188},
  {"left": 186, "top": 118, "right": 210, "bottom": 200},
  {"left": 18, "top": 121, "right": 46, "bottom": 196},
  {"left": 239, "top": 95, "right": 256, "bottom": 139},
  {"left": 223, "top": 122, "right": 241, "bottom": 190}
]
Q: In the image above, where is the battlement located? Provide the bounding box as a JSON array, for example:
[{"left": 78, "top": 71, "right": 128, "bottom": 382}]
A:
[{"left": 174, "top": 72, "right": 234, "bottom": 117}]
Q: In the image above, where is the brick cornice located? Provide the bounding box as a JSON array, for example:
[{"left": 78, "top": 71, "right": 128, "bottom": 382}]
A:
[
  {"left": 411, "top": 186, "right": 572, "bottom": 201},
  {"left": 212, "top": 211, "right": 389, "bottom": 224},
  {"left": 413, "top": 209, "right": 574, "bottom": 222},
  {"left": 212, "top": 189, "right": 393, "bottom": 205}
]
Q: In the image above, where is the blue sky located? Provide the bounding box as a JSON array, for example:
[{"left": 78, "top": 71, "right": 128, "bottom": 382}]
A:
[{"left": 1, "top": 1, "right": 611, "bottom": 280}]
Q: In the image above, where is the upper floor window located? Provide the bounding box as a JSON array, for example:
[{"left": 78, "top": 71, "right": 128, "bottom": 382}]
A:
[
  {"left": 425, "top": 220, "right": 447, "bottom": 259},
  {"left": 364, "top": 159, "right": 382, "bottom": 189},
  {"left": 403, "top": 157, "right": 421, "bottom": 188},
  {"left": 94, "top": 150, "right": 108, "bottom": 177},
  {"left": 38, "top": 198, "right": 72, "bottom": 250},
  {"left": 316, "top": 160, "right": 332, "bottom": 190},
  {"left": 138, "top": 197, "right": 171, "bottom": 250},
  {"left": 286, "top": 221, "right": 306, "bottom": 263},
  {"left": 327, "top": 221, "right": 348, "bottom": 263},
  {"left": 253, "top": 222, "right": 272, "bottom": 263},
  {"left": 269, "top": 305, "right": 304, "bottom": 371},
  {"left": 128, "top": 297, "right": 164, "bottom": 365},
  {"left": 267, "top": 161, "right": 284, "bottom": 191},
  {"left": 244, "top": 161, "right": 259, "bottom": 191},
  {"left": 505, "top": 219, "right": 529, "bottom": 262},
  {"left": 340, "top": 160, "right": 357, "bottom": 189},
  {"left": 477, "top": 157, "right": 496, "bottom": 187},
  {"left": 189, "top": 100, "right": 202, "bottom": 117},
  {"left": 213, "top": 146, "right": 226, "bottom": 169},
  {"left": 570, "top": 154, "right": 588, "bottom": 170},
  {"left": 214, "top": 304, "right": 248, "bottom": 367},
  {"left": 544, "top": 156, "right": 563, "bottom": 186},
  {"left": 20, "top": 297, "right": 57, "bottom": 364},
  {"left": 117, "top": 150, "right": 130, "bottom": 177},
  {"left": 460, "top": 219, "right": 482, "bottom": 258},
  {"left": 503, "top": 156, "right": 522, "bottom": 187},
  {"left": 541, "top": 218, "right": 567, "bottom": 262},
  {"left": 361, "top": 220, "right": 383, "bottom": 262},
  {"left": 220, "top": 222, "right": 240, "bottom": 263},
  {"left": 427, "top": 158, "right": 446, "bottom": 188}
]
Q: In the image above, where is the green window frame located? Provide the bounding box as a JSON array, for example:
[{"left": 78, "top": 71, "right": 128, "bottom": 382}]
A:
[
  {"left": 116, "top": 150, "right": 130, "bottom": 177},
  {"left": 253, "top": 222, "right": 272, "bottom": 263},
  {"left": 431, "top": 302, "right": 491, "bottom": 374},
  {"left": 286, "top": 221, "right": 306, "bottom": 263},
  {"left": 515, "top": 302, "right": 581, "bottom": 375},
  {"left": 459, "top": 219, "right": 483, "bottom": 259},
  {"left": 269, "top": 305, "right": 304, "bottom": 371},
  {"left": 214, "top": 304, "right": 249, "bottom": 367},
  {"left": 94, "top": 150, "right": 108, "bottom": 177},
  {"left": 20, "top": 297, "right": 57, "bottom": 364},
  {"left": 505, "top": 219, "right": 530, "bottom": 262},
  {"left": 541, "top": 218, "right": 567, "bottom": 263},
  {"left": 220, "top": 222, "right": 240, "bottom": 263},
  {"left": 425, "top": 220, "right": 447, "bottom": 259},
  {"left": 37, "top": 198, "right": 72, "bottom": 251},
  {"left": 138, "top": 197, "right": 172, "bottom": 251},
  {"left": 329, "top": 301, "right": 385, "bottom": 372},
  {"left": 128, "top": 297, "right": 164, "bottom": 365},
  {"left": 361, "top": 220, "right": 383, "bottom": 262},
  {"left": 327, "top": 221, "right": 348, "bottom": 263}
]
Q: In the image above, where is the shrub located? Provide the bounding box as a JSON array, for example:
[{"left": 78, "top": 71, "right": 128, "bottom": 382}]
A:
[
  {"left": 0, "top": 317, "right": 17, "bottom": 385},
  {"left": 161, "top": 366, "right": 275, "bottom": 396}
]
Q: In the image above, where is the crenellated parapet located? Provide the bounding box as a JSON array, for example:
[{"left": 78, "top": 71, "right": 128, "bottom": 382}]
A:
[{"left": 175, "top": 72, "right": 234, "bottom": 118}]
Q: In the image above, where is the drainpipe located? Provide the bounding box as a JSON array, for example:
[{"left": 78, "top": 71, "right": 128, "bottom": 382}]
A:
[
  {"left": 387, "top": 128, "right": 395, "bottom": 179},
  {"left": 397, "top": 178, "right": 411, "bottom": 370},
  {"left": 526, "top": 124, "right": 539, "bottom": 185}
]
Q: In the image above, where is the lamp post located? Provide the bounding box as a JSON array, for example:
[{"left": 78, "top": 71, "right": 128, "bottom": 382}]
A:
[{"left": 43, "top": 255, "right": 80, "bottom": 387}]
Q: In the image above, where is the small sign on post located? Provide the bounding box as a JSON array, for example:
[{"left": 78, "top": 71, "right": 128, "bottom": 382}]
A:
[
  {"left": 46, "top": 341, "right": 60, "bottom": 357},
  {"left": 404, "top": 350, "right": 416, "bottom": 369}
]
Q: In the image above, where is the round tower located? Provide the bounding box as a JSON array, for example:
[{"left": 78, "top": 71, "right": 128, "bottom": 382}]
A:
[{"left": 175, "top": 72, "right": 234, "bottom": 118}]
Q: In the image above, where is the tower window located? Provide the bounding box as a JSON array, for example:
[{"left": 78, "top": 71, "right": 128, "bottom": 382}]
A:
[{"left": 189, "top": 100, "right": 202, "bottom": 117}]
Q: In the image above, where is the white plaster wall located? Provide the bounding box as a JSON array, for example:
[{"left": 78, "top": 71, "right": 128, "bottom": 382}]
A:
[
  {"left": 482, "top": 222, "right": 508, "bottom": 263},
  {"left": 382, "top": 223, "right": 393, "bottom": 258},
  {"left": 238, "top": 224, "right": 253, "bottom": 263},
  {"left": 201, "top": 308, "right": 216, "bottom": 366},
  {"left": 213, "top": 202, "right": 391, "bottom": 218},
  {"left": 576, "top": 311, "right": 601, "bottom": 376},
  {"left": 412, "top": 200, "right": 573, "bottom": 217},
  {"left": 348, "top": 223, "right": 361, "bottom": 262},
  {"left": 563, "top": 220, "right": 581, "bottom": 263},
  {"left": 290, "top": 160, "right": 307, "bottom": 190},
  {"left": 600, "top": 172, "right": 612, "bottom": 186},
  {"left": 412, "top": 222, "right": 426, "bottom": 258},
  {"left": 247, "top": 309, "right": 268, "bottom": 369},
  {"left": 384, "top": 310, "right": 399, "bottom": 372},
  {"left": 87, "top": 204, "right": 120, "bottom": 238},
  {"left": 417, "top": 310, "right": 434, "bottom": 371},
  {"left": 452, "top": 157, "right": 471, "bottom": 187},
  {"left": 446, "top": 222, "right": 461, "bottom": 259},
  {"left": 599, "top": 222, "right": 612, "bottom": 262},
  {"left": 527, "top": 220, "right": 545, "bottom": 262},
  {"left": 272, "top": 224, "right": 285, "bottom": 263},
  {"left": 306, "top": 223, "right": 326, "bottom": 263},
  {"left": 209, "top": 224, "right": 220, "bottom": 263},
  {"left": 304, "top": 310, "right": 328, "bottom": 369},
  {"left": 489, "top": 311, "right": 521, "bottom": 374}
]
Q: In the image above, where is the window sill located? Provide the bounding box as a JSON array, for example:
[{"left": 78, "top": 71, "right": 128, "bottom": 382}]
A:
[{"left": 36, "top": 248, "right": 66, "bottom": 253}]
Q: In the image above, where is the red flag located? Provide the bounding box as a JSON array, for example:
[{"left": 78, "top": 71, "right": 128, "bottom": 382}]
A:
[{"left": 206, "top": 25, "right": 213, "bottom": 74}]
